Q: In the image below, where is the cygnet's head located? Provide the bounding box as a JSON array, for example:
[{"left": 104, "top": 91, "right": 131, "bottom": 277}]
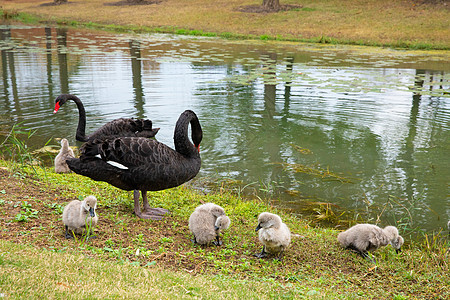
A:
[
  {"left": 82, "top": 195, "right": 97, "bottom": 217},
  {"left": 214, "top": 215, "right": 230, "bottom": 231},
  {"left": 391, "top": 235, "right": 404, "bottom": 254},
  {"left": 383, "top": 226, "right": 399, "bottom": 240},
  {"left": 209, "top": 205, "right": 225, "bottom": 218},
  {"left": 384, "top": 226, "right": 403, "bottom": 253},
  {"left": 200, "top": 202, "right": 215, "bottom": 210},
  {"left": 61, "top": 138, "right": 69, "bottom": 147},
  {"left": 255, "top": 212, "right": 281, "bottom": 231}
]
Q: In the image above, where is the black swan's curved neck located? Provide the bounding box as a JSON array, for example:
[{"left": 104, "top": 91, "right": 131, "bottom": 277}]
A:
[
  {"left": 174, "top": 110, "right": 202, "bottom": 157},
  {"left": 73, "top": 96, "right": 88, "bottom": 142},
  {"left": 58, "top": 94, "right": 88, "bottom": 142}
]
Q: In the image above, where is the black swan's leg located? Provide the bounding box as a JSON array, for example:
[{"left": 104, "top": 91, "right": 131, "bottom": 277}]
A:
[
  {"left": 140, "top": 190, "right": 170, "bottom": 218},
  {"left": 191, "top": 235, "right": 197, "bottom": 244},
  {"left": 134, "top": 190, "right": 168, "bottom": 220},
  {"left": 141, "top": 190, "right": 150, "bottom": 211},
  {"left": 65, "top": 225, "right": 74, "bottom": 239},
  {"left": 254, "top": 245, "right": 268, "bottom": 258},
  {"left": 133, "top": 190, "right": 143, "bottom": 217}
]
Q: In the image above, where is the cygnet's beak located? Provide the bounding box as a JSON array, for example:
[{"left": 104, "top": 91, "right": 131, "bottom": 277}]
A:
[
  {"left": 396, "top": 248, "right": 402, "bottom": 254},
  {"left": 255, "top": 224, "right": 262, "bottom": 232},
  {"left": 215, "top": 225, "right": 220, "bottom": 231},
  {"left": 89, "top": 207, "right": 95, "bottom": 217}
]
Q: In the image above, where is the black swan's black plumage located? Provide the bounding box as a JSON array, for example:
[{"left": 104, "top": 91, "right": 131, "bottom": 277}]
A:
[
  {"left": 66, "top": 110, "right": 202, "bottom": 219},
  {"left": 53, "top": 94, "right": 159, "bottom": 142}
]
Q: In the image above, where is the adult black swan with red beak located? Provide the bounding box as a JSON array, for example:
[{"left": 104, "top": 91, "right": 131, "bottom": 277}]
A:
[
  {"left": 53, "top": 94, "right": 160, "bottom": 142},
  {"left": 66, "top": 110, "right": 202, "bottom": 220}
]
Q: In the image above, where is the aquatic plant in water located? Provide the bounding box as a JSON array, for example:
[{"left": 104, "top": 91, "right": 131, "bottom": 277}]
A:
[{"left": 0, "top": 123, "right": 50, "bottom": 178}]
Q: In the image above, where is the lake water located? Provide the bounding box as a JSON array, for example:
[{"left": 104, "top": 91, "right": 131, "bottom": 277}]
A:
[{"left": 0, "top": 24, "right": 449, "bottom": 234}]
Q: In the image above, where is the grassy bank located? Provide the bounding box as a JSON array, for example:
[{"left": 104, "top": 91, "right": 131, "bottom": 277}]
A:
[
  {"left": 0, "top": 240, "right": 290, "bottom": 299},
  {"left": 1, "top": 0, "right": 449, "bottom": 50},
  {"left": 0, "top": 157, "right": 448, "bottom": 299}
]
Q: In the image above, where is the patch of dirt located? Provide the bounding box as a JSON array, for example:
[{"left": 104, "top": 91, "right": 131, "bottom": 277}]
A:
[
  {"left": 105, "top": 0, "right": 162, "bottom": 6},
  {"left": 236, "top": 4, "right": 302, "bottom": 14}
]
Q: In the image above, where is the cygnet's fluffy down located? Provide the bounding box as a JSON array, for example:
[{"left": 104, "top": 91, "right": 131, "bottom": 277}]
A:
[
  {"left": 62, "top": 195, "right": 98, "bottom": 238},
  {"left": 337, "top": 224, "right": 404, "bottom": 259},
  {"left": 189, "top": 203, "right": 230, "bottom": 246},
  {"left": 55, "top": 138, "right": 75, "bottom": 173},
  {"left": 255, "top": 212, "right": 291, "bottom": 260}
]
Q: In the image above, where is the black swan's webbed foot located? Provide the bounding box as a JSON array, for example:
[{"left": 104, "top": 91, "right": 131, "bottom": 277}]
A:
[
  {"left": 137, "top": 190, "right": 170, "bottom": 219},
  {"left": 136, "top": 208, "right": 170, "bottom": 220},
  {"left": 135, "top": 210, "right": 165, "bottom": 220},
  {"left": 134, "top": 190, "right": 169, "bottom": 220},
  {"left": 144, "top": 207, "right": 170, "bottom": 216}
]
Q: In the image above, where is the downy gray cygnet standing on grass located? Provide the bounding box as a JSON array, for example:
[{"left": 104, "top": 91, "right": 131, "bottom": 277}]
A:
[
  {"left": 62, "top": 195, "right": 98, "bottom": 239},
  {"left": 189, "top": 203, "right": 230, "bottom": 246},
  {"left": 254, "top": 212, "right": 291, "bottom": 260},
  {"left": 54, "top": 138, "right": 75, "bottom": 173},
  {"left": 337, "top": 224, "right": 404, "bottom": 263}
]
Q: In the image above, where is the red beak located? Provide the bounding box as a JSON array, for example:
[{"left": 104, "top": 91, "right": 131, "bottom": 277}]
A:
[{"left": 53, "top": 102, "right": 60, "bottom": 114}]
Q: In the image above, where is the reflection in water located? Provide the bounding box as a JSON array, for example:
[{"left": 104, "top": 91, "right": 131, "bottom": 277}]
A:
[
  {"left": 1, "top": 29, "right": 10, "bottom": 107},
  {"left": 1, "top": 28, "right": 20, "bottom": 116},
  {"left": 129, "top": 40, "right": 145, "bottom": 118},
  {"left": 283, "top": 56, "right": 294, "bottom": 119},
  {"left": 0, "top": 25, "right": 449, "bottom": 233},
  {"left": 261, "top": 52, "right": 283, "bottom": 192},
  {"left": 45, "top": 27, "right": 54, "bottom": 100},
  {"left": 401, "top": 70, "right": 423, "bottom": 204},
  {"left": 56, "top": 28, "right": 69, "bottom": 94},
  {"left": 7, "top": 47, "right": 18, "bottom": 105}
]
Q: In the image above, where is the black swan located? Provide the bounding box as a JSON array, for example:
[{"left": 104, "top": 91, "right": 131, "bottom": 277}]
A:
[
  {"left": 66, "top": 110, "right": 202, "bottom": 220},
  {"left": 53, "top": 94, "right": 160, "bottom": 142}
]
